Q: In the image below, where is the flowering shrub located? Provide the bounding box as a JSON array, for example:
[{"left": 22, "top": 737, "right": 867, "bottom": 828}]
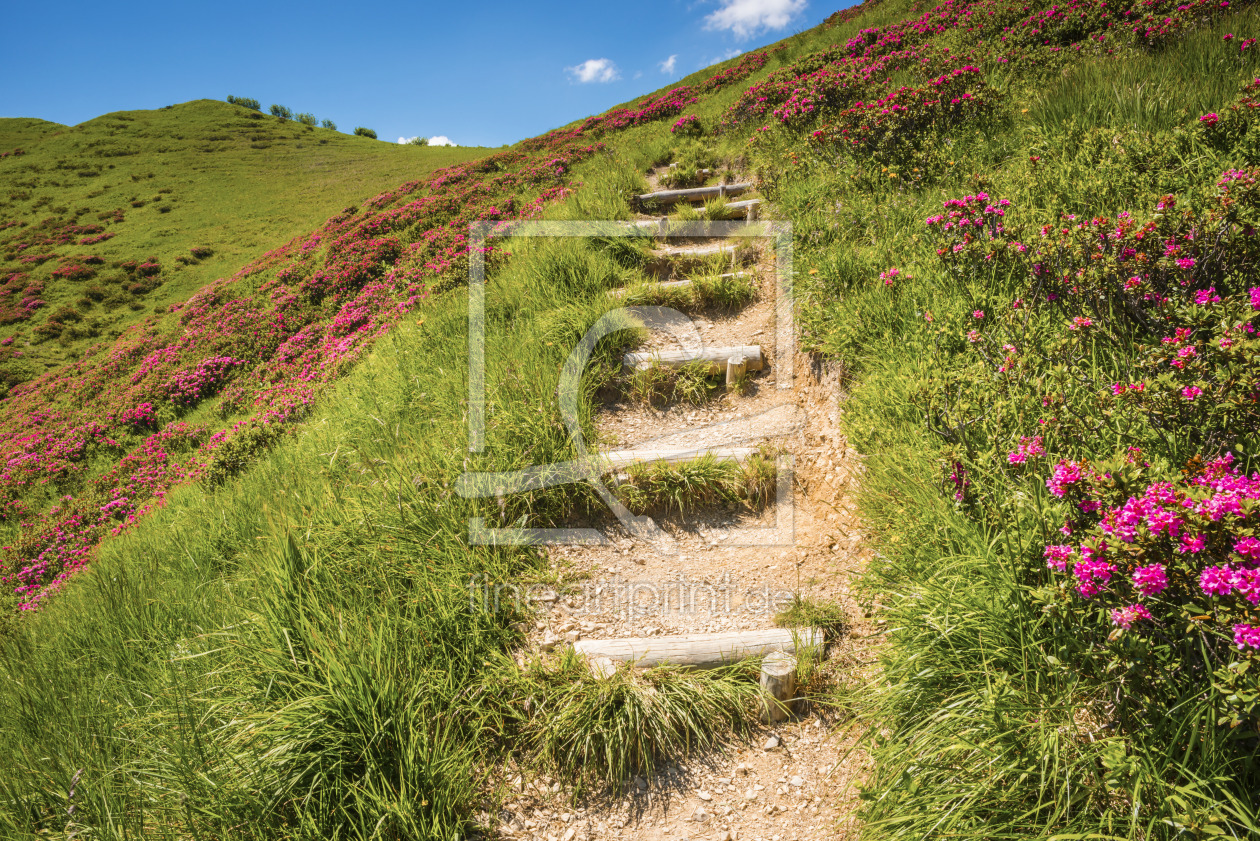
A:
[
  {"left": 919, "top": 167, "right": 1260, "bottom": 726},
  {"left": 162, "top": 356, "right": 243, "bottom": 406},
  {"left": 671, "top": 114, "right": 703, "bottom": 138},
  {"left": 0, "top": 53, "right": 707, "bottom": 611}
]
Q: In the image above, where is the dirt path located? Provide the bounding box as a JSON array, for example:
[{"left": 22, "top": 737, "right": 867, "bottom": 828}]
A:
[{"left": 492, "top": 173, "right": 881, "bottom": 841}]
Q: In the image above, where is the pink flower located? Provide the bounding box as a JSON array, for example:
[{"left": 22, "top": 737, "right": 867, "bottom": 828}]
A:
[
  {"left": 1178, "top": 532, "right": 1206, "bottom": 553},
  {"left": 1199, "top": 113, "right": 1220, "bottom": 126},
  {"left": 967, "top": 330, "right": 980, "bottom": 343},
  {"left": 1236, "top": 536, "right": 1260, "bottom": 563},
  {"left": 1044, "top": 544, "right": 1075, "bottom": 572},
  {"left": 972, "top": 310, "right": 984, "bottom": 319},
  {"left": 1181, "top": 386, "right": 1202, "bottom": 401},
  {"left": 1074, "top": 555, "right": 1116, "bottom": 598},
  {"left": 1131, "top": 564, "right": 1168, "bottom": 596},
  {"left": 1110, "top": 604, "right": 1151, "bottom": 629},
  {"left": 1068, "top": 316, "right": 1092, "bottom": 331},
  {"left": 1008, "top": 434, "right": 1045, "bottom": 464},
  {"left": 1046, "top": 460, "right": 1084, "bottom": 497},
  {"left": 1200, "top": 565, "right": 1236, "bottom": 596},
  {"left": 1234, "top": 624, "right": 1260, "bottom": 649}
]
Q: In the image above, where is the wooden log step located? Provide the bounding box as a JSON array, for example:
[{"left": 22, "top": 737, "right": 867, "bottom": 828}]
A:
[
  {"left": 574, "top": 627, "right": 822, "bottom": 669},
  {"left": 666, "top": 242, "right": 739, "bottom": 258},
  {"left": 599, "top": 446, "right": 759, "bottom": 471},
  {"left": 693, "top": 199, "right": 761, "bottom": 217},
  {"left": 623, "top": 345, "right": 764, "bottom": 373},
  {"left": 609, "top": 272, "right": 750, "bottom": 297},
  {"left": 636, "top": 183, "right": 752, "bottom": 205},
  {"left": 609, "top": 278, "right": 693, "bottom": 297}
]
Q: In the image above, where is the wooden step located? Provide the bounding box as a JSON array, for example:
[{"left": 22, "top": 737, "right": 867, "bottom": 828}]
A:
[
  {"left": 623, "top": 345, "right": 764, "bottom": 373},
  {"left": 574, "top": 627, "right": 822, "bottom": 669},
  {"left": 694, "top": 199, "right": 761, "bottom": 219},
  {"left": 609, "top": 272, "right": 750, "bottom": 298},
  {"left": 636, "top": 182, "right": 752, "bottom": 206},
  {"left": 598, "top": 446, "right": 759, "bottom": 471}
]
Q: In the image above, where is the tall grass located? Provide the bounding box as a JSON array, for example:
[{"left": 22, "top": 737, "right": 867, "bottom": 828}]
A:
[
  {"left": 0, "top": 141, "right": 778, "bottom": 838},
  {"left": 1028, "top": 6, "right": 1260, "bottom": 133}
]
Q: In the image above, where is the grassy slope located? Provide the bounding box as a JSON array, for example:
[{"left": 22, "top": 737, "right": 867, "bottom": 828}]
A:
[
  {"left": 1, "top": 2, "right": 1258, "bottom": 839},
  {"left": 748, "top": 1, "right": 1260, "bottom": 837},
  {"left": 0, "top": 100, "right": 487, "bottom": 373}
]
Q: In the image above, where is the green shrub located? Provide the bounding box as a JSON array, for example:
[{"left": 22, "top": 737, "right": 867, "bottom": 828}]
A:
[
  {"left": 269, "top": 104, "right": 293, "bottom": 121},
  {"left": 321, "top": 118, "right": 337, "bottom": 130},
  {"left": 226, "top": 95, "right": 261, "bottom": 111},
  {"left": 296, "top": 112, "right": 317, "bottom": 127},
  {"left": 353, "top": 126, "right": 377, "bottom": 139}
]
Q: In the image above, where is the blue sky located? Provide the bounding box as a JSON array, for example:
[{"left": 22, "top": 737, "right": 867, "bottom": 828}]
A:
[{"left": 2, "top": 0, "right": 845, "bottom": 147}]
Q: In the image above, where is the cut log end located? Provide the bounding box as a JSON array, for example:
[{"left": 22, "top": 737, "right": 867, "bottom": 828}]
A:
[
  {"left": 726, "top": 355, "right": 748, "bottom": 389},
  {"left": 760, "top": 651, "right": 797, "bottom": 723}
]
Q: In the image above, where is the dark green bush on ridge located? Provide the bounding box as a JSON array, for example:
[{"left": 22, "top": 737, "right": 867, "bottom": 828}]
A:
[
  {"left": 353, "top": 126, "right": 377, "bottom": 139},
  {"left": 269, "top": 104, "right": 293, "bottom": 121},
  {"left": 225, "top": 95, "right": 261, "bottom": 111}
]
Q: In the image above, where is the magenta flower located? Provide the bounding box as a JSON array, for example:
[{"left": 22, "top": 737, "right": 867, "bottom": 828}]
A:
[
  {"left": 1131, "top": 563, "right": 1168, "bottom": 596},
  {"left": 1044, "top": 544, "right": 1075, "bottom": 572},
  {"left": 1074, "top": 555, "right": 1116, "bottom": 598},
  {"left": 1200, "top": 565, "right": 1237, "bottom": 596},
  {"left": 1178, "top": 533, "right": 1206, "bottom": 553},
  {"left": 1110, "top": 604, "right": 1152, "bottom": 629},
  {"left": 1046, "top": 460, "right": 1084, "bottom": 497},
  {"left": 1181, "top": 386, "right": 1202, "bottom": 401},
  {"left": 1234, "top": 624, "right": 1260, "bottom": 649},
  {"left": 1235, "top": 536, "right": 1260, "bottom": 563}
]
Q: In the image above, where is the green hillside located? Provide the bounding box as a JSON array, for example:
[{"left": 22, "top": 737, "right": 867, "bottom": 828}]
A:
[
  {"left": 2, "top": 0, "right": 1260, "bottom": 838},
  {"left": 0, "top": 99, "right": 486, "bottom": 379}
]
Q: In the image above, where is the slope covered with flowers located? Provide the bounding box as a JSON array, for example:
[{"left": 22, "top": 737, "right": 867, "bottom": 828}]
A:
[
  {"left": 0, "top": 50, "right": 777, "bottom": 611},
  {"left": 721, "top": 0, "right": 1260, "bottom": 832}
]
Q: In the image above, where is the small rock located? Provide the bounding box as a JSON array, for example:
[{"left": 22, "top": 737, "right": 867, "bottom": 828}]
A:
[
  {"left": 763, "top": 736, "right": 780, "bottom": 750},
  {"left": 790, "top": 775, "right": 804, "bottom": 787},
  {"left": 540, "top": 630, "right": 560, "bottom": 651},
  {"left": 691, "top": 807, "right": 710, "bottom": 823},
  {"left": 634, "top": 775, "right": 647, "bottom": 790},
  {"left": 561, "top": 829, "right": 576, "bottom": 841},
  {"left": 697, "top": 790, "right": 712, "bottom": 801},
  {"left": 744, "top": 788, "right": 757, "bottom": 800},
  {"left": 563, "top": 630, "right": 581, "bottom": 643}
]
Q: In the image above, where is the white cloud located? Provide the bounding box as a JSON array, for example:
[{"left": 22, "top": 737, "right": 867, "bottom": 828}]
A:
[
  {"left": 633, "top": 70, "right": 644, "bottom": 79},
  {"left": 704, "top": 48, "right": 745, "bottom": 67},
  {"left": 703, "top": 0, "right": 807, "bottom": 39},
  {"left": 566, "top": 58, "right": 621, "bottom": 84},
  {"left": 660, "top": 54, "right": 678, "bottom": 74},
  {"left": 428, "top": 135, "right": 456, "bottom": 146}
]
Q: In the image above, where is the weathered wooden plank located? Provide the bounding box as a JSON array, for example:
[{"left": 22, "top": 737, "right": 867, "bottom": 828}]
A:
[
  {"left": 598, "top": 446, "right": 759, "bottom": 471},
  {"left": 623, "top": 345, "right": 765, "bottom": 373},
  {"left": 636, "top": 182, "right": 752, "bottom": 205},
  {"left": 574, "top": 628, "right": 822, "bottom": 669},
  {"left": 694, "top": 199, "right": 761, "bottom": 217}
]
